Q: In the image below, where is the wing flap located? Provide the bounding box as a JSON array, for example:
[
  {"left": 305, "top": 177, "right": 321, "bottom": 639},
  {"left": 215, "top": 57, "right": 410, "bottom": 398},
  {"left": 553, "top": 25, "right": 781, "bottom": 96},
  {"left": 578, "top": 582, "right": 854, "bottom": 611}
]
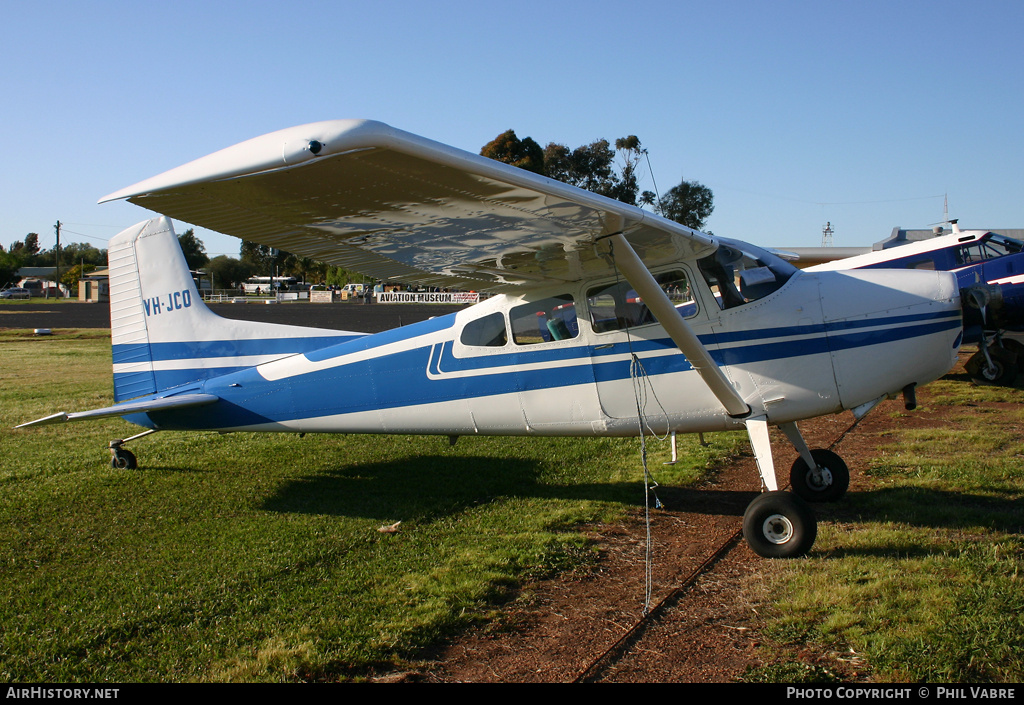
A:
[{"left": 15, "top": 393, "right": 219, "bottom": 429}]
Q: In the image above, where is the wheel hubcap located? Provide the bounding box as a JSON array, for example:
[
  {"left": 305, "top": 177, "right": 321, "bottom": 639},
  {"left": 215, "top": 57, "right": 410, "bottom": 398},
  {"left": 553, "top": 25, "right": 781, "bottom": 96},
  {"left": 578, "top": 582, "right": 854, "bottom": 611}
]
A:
[
  {"left": 762, "top": 514, "right": 794, "bottom": 544},
  {"left": 807, "top": 466, "right": 833, "bottom": 490}
]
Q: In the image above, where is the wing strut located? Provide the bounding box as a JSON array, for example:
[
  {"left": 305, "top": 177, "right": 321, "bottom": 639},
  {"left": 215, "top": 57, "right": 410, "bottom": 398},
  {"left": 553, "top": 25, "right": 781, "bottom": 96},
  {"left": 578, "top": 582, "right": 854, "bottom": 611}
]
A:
[{"left": 607, "top": 233, "right": 751, "bottom": 418}]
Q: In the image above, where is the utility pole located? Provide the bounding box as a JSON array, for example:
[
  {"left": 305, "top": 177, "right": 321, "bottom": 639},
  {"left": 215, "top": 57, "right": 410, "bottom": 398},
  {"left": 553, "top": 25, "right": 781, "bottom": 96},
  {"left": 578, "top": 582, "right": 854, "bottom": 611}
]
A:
[{"left": 54, "top": 221, "right": 62, "bottom": 297}]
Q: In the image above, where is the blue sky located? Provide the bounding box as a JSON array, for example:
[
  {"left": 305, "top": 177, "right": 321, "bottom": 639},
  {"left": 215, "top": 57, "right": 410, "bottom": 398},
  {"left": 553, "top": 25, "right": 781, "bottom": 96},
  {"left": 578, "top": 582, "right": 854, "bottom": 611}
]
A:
[{"left": 2, "top": 0, "right": 1021, "bottom": 259}]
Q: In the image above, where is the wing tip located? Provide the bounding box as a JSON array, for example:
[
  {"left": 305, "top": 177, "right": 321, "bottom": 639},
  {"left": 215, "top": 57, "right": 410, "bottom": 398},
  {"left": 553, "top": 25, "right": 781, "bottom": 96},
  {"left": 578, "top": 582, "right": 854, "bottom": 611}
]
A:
[
  {"left": 98, "top": 119, "right": 393, "bottom": 204},
  {"left": 15, "top": 412, "right": 70, "bottom": 429}
]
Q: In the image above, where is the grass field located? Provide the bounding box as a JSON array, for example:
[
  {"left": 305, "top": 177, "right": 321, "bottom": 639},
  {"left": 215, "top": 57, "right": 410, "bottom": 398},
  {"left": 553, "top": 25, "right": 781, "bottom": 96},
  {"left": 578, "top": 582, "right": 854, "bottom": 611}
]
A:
[
  {"left": 3, "top": 329, "right": 1022, "bottom": 682},
  {"left": 0, "top": 328, "right": 740, "bottom": 682},
  {"left": 746, "top": 368, "right": 1024, "bottom": 683}
]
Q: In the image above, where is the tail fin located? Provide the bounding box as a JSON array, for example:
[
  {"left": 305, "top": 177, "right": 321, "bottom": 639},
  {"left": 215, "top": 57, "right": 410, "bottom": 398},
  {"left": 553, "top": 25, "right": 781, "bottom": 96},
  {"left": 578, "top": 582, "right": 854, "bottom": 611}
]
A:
[{"left": 109, "top": 218, "right": 362, "bottom": 401}]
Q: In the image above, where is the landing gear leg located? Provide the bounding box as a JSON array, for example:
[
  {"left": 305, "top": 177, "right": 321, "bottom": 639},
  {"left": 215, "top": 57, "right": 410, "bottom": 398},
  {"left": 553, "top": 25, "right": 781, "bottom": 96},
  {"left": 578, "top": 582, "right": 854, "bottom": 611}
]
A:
[
  {"left": 108, "top": 429, "right": 157, "bottom": 470},
  {"left": 742, "top": 416, "right": 817, "bottom": 558},
  {"left": 745, "top": 416, "right": 779, "bottom": 491}
]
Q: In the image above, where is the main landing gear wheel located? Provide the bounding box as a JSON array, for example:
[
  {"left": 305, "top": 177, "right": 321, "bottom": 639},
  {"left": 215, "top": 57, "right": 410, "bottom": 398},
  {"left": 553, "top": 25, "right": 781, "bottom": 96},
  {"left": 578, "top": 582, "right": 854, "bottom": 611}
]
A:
[
  {"left": 789, "top": 449, "right": 849, "bottom": 503},
  {"left": 742, "top": 491, "right": 817, "bottom": 558},
  {"left": 110, "top": 448, "right": 137, "bottom": 470}
]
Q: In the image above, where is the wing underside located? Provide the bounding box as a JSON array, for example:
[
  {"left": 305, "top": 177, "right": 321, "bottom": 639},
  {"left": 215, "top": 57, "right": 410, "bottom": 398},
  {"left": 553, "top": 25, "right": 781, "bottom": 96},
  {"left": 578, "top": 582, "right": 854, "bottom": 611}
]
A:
[{"left": 102, "top": 120, "right": 716, "bottom": 291}]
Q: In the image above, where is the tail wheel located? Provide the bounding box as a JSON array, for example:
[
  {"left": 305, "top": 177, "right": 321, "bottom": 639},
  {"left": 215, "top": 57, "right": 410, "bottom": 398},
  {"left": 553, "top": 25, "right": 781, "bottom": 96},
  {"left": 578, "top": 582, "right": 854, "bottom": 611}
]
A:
[
  {"left": 110, "top": 449, "right": 138, "bottom": 470},
  {"left": 742, "top": 491, "right": 817, "bottom": 558},
  {"left": 790, "top": 449, "right": 849, "bottom": 502}
]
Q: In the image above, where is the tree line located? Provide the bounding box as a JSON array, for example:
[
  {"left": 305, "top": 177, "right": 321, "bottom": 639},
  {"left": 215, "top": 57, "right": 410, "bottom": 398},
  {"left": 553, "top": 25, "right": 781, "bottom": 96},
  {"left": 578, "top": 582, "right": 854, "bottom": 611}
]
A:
[
  {"left": 3, "top": 128, "right": 713, "bottom": 290},
  {"left": 1, "top": 232, "right": 107, "bottom": 290},
  {"left": 0, "top": 227, "right": 362, "bottom": 293},
  {"left": 479, "top": 129, "right": 714, "bottom": 230}
]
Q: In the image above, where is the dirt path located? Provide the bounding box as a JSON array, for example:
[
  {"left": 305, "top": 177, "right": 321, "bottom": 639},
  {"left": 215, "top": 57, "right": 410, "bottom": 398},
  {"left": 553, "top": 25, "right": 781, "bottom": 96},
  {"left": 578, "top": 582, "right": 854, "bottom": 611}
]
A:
[{"left": 409, "top": 399, "right": 930, "bottom": 683}]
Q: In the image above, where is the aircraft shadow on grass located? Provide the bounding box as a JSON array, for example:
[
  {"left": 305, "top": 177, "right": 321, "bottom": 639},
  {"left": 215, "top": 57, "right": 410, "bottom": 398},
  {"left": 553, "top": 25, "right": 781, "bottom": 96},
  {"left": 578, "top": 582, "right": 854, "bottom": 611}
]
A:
[
  {"left": 147, "top": 454, "right": 1022, "bottom": 559},
  {"left": 817, "top": 486, "right": 1023, "bottom": 559},
  {"left": 261, "top": 453, "right": 759, "bottom": 522}
]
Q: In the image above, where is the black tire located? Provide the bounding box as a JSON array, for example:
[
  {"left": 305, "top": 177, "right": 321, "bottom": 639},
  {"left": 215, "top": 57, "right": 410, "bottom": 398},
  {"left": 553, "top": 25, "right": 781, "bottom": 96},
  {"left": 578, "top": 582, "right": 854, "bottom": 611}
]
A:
[
  {"left": 790, "top": 449, "right": 850, "bottom": 502},
  {"left": 1001, "top": 339, "right": 1024, "bottom": 377},
  {"left": 966, "top": 346, "right": 1018, "bottom": 386},
  {"left": 1001, "top": 338, "right": 1024, "bottom": 356},
  {"left": 742, "top": 491, "right": 817, "bottom": 558},
  {"left": 110, "top": 449, "right": 138, "bottom": 470}
]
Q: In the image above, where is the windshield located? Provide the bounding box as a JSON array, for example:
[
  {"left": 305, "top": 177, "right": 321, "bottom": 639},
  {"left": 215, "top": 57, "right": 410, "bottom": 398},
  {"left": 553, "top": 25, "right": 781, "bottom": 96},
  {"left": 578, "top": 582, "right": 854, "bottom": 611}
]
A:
[{"left": 957, "top": 234, "right": 1022, "bottom": 264}]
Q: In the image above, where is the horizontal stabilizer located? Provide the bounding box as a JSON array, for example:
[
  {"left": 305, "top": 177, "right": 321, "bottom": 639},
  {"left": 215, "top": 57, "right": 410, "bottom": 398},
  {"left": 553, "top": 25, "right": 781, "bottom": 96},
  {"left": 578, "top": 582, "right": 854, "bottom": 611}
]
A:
[{"left": 15, "top": 393, "right": 219, "bottom": 429}]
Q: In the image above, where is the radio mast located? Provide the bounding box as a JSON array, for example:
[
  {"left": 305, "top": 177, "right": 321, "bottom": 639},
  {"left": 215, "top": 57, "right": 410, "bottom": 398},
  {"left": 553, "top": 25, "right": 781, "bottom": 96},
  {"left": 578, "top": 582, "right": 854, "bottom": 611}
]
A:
[{"left": 822, "top": 221, "right": 834, "bottom": 247}]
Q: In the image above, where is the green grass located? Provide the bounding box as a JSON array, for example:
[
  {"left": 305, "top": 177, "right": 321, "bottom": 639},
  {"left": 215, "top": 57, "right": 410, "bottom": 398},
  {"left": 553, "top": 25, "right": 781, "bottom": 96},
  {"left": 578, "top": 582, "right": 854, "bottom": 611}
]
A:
[
  {"left": 19, "top": 331, "right": 1019, "bottom": 683},
  {"left": 0, "top": 328, "right": 740, "bottom": 682},
  {"left": 0, "top": 297, "right": 80, "bottom": 306},
  {"left": 744, "top": 368, "right": 1024, "bottom": 683}
]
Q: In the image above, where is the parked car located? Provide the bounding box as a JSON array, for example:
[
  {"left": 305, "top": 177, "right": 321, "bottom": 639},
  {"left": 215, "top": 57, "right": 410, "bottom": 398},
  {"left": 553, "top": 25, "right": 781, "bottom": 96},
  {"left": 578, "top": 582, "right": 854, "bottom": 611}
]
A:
[{"left": 0, "top": 287, "right": 31, "bottom": 300}]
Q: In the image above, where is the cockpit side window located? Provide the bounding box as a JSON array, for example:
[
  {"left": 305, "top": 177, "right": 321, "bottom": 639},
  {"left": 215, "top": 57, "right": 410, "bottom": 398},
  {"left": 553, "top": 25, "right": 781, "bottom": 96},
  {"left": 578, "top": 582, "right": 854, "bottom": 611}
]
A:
[
  {"left": 510, "top": 294, "right": 579, "bottom": 345},
  {"left": 957, "top": 243, "right": 985, "bottom": 265},
  {"left": 697, "top": 241, "right": 795, "bottom": 310}
]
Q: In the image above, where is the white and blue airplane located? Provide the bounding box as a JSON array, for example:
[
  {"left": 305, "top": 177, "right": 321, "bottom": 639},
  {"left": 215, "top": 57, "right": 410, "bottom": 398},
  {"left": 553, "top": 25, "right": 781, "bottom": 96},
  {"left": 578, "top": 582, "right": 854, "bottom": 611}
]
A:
[
  {"left": 17, "top": 120, "right": 965, "bottom": 558},
  {"left": 807, "top": 222, "right": 1024, "bottom": 385}
]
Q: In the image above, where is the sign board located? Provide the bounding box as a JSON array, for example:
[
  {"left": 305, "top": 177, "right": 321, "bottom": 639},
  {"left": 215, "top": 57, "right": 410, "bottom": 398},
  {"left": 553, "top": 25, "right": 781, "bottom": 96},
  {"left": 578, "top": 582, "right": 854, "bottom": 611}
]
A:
[{"left": 376, "top": 292, "right": 479, "bottom": 304}]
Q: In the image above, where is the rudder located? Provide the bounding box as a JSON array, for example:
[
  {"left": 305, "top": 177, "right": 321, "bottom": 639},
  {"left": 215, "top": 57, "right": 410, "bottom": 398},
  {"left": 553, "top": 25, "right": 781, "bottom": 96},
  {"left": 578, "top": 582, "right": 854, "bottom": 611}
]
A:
[{"left": 108, "top": 218, "right": 362, "bottom": 401}]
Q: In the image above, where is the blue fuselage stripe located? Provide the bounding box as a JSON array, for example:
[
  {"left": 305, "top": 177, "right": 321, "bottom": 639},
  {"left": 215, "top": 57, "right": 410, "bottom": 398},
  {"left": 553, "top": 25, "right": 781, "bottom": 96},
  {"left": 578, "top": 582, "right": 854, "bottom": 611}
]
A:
[
  {"left": 112, "top": 334, "right": 363, "bottom": 364},
  {"left": 138, "top": 309, "right": 961, "bottom": 430}
]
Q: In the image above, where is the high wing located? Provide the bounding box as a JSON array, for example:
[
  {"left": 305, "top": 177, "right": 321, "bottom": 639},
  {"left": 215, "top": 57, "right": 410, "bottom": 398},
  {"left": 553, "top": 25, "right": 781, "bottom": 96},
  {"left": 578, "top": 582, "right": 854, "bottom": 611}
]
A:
[
  {"left": 100, "top": 120, "right": 717, "bottom": 292},
  {"left": 101, "top": 119, "right": 748, "bottom": 415}
]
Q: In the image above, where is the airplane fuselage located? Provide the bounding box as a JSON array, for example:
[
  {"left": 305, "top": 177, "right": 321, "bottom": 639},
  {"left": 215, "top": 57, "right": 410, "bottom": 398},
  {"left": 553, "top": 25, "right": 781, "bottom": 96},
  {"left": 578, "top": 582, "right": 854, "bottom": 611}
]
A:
[{"left": 134, "top": 265, "right": 962, "bottom": 438}]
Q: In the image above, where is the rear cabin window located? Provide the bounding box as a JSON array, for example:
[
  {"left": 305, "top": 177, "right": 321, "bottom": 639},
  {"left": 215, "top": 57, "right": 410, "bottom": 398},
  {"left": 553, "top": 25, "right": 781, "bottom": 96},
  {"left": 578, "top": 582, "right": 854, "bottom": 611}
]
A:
[
  {"left": 460, "top": 312, "right": 508, "bottom": 347},
  {"left": 587, "top": 271, "right": 694, "bottom": 333},
  {"left": 510, "top": 294, "right": 579, "bottom": 345}
]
